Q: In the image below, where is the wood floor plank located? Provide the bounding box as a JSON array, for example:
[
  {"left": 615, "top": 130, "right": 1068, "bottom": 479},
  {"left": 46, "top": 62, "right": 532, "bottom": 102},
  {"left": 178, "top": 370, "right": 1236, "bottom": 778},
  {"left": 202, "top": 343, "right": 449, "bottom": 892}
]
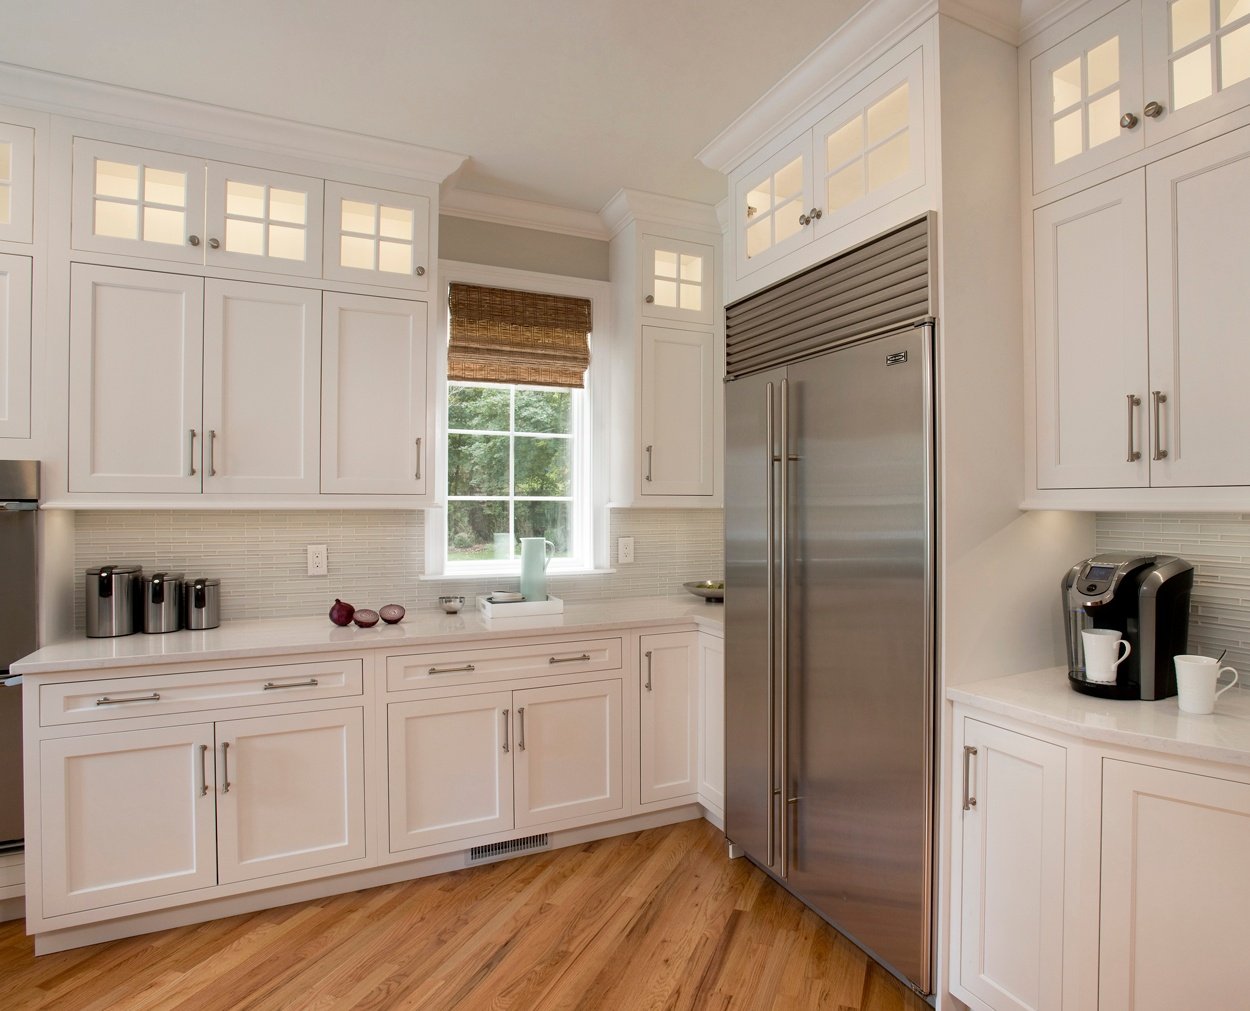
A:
[{"left": 0, "top": 820, "right": 930, "bottom": 1011}]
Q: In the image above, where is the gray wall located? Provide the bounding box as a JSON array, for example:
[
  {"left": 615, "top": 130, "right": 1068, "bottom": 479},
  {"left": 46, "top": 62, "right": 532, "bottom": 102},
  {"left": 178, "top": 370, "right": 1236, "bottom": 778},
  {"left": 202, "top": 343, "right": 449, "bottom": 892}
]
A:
[{"left": 438, "top": 216, "right": 609, "bottom": 281}]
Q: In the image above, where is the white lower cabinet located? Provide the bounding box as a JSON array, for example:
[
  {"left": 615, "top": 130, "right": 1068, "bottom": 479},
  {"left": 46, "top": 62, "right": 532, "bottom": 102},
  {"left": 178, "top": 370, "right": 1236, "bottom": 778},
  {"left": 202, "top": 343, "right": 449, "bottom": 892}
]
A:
[
  {"left": 698, "top": 633, "right": 725, "bottom": 814},
  {"left": 952, "top": 718, "right": 1067, "bottom": 1011},
  {"left": 639, "top": 631, "right": 699, "bottom": 804},
  {"left": 1099, "top": 760, "right": 1250, "bottom": 1011}
]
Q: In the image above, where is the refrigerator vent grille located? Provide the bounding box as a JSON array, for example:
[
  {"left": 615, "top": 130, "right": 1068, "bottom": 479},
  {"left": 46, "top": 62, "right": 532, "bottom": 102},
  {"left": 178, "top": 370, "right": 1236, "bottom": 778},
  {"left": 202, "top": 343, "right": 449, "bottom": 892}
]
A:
[
  {"left": 467, "top": 833, "right": 550, "bottom": 864},
  {"left": 726, "top": 214, "right": 933, "bottom": 378}
]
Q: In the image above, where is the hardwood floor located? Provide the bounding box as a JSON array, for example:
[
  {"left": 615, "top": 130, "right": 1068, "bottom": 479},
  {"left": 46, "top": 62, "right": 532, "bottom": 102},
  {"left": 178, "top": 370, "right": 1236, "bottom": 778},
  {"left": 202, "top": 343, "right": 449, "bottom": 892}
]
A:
[{"left": 0, "top": 819, "right": 931, "bottom": 1010}]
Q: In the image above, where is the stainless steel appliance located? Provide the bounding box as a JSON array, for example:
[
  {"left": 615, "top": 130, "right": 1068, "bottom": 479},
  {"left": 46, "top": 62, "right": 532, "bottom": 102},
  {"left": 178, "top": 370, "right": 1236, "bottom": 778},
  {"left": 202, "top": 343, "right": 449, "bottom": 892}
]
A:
[
  {"left": 724, "top": 217, "right": 935, "bottom": 995},
  {"left": 184, "top": 577, "right": 221, "bottom": 629},
  {"left": 1064, "top": 552, "right": 1193, "bottom": 700},
  {"left": 141, "top": 571, "right": 184, "bottom": 633},
  {"left": 0, "top": 460, "right": 39, "bottom": 853},
  {"left": 85, "top": 564, "right": 142, "bottom": 637}
]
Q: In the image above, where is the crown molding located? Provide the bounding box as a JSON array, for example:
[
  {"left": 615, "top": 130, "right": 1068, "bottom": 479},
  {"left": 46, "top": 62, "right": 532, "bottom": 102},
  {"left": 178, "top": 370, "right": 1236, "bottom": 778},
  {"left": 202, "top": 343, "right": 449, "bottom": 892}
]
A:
[
  {"left": 1019, "top": 0, "right": 1091, "bottom": 42},
  {"left": 598, "top": 188, "right": 721, "bottom": 238},
  {"left": 438, "top": 187, "right": 609, "bottom": 240},
  {"left": 0, "top": 61, "right": 467, "bottom": 183},
  {"left": 938, "top": 0, "right": 1022, "bottom": 44}
]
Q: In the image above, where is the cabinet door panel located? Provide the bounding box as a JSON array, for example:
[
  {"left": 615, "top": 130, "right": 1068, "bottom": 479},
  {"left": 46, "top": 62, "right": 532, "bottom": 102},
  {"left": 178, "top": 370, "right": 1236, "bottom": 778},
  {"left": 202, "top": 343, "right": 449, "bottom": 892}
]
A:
[
  {"left": 1034, "top": 173, "right": 1149, "bottom": 489},
  {"left": 733, "top": 135, "right": 812, "bottom": 279},
  {"left": 321, "top": 292, "right": 429, "bottom": 495},
  {"left": 640, "top": 632, "right": 699, "bottom": 804},
  {"left": 0, "top": 120, "right": 35, "bottom": 243},
  {"left": 41, "top": 724, "right": 217, "bottom": 916},
  {"left": 205, "top": 162, "right": 323, "bottom": 277},
  {"left": 514, "top": 680, "right": 622, "bottom": 828},
  {"left": 955, "top": 719, "right": 1066, "bottom": 1011},
  {"left": 387, "top": 692, "right": 513, "bottom": 851},
  {"left": 640, "top": 234, "right": 714, "bottom": 325},
  {"left": 203, "top": 280, "right": 321, "bottom": 494},
  {"left": 0, "top": 253, "right": 32, "bottom": 439},
  {"left": 640, "top": 325, "right": 714, "bottom": 496},
  {"left": 698, "top": 634, "right": 725, "bottom": 813},
  {"left": 216, "top": 708, "right": 365, "bottom": 883},
  {"left": 68, "top": 264, "right": 204, "bottom": 493},
  {"left": 323, "top": 181, "right": 430, "bottom": 291},
  {"left": 1146, "top": 126, "right": 1250, "bottom": 486},
  {"left": 1100, "top": 760, "right": 1250, "bottom": 1010}
]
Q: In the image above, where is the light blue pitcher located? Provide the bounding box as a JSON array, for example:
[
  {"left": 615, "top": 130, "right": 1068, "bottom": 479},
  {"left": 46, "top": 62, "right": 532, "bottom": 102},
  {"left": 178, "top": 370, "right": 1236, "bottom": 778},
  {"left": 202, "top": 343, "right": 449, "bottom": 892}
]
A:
[{"left": 518, "top": 537, "right": 555, "bottom": 602}]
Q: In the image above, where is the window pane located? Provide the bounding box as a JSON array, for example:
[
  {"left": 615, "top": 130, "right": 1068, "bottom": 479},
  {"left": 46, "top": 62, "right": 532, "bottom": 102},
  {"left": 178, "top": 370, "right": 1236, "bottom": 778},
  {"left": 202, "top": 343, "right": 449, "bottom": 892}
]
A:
[
  {"left": 514, "top": 436, "right": 571, "bottom": 496},
  {"left": 515, "top": 389, "right": 571, "bottom": 434},
  {"left": 378, "top": 239, "right": 413, "bottom": 275},
  {"left": 745, "top": 180, "right": 771, "bottom": 216},
  {"left": 680, "top": 283, "right": 702, "bottom": 312},
  {"left": 0, "top": 186, "right": 9, "bottom": 226},
  {"left": 1172, "top": 44, "right": 1213, "bottom": 108},
  {"left": 1172, "top": 0, "right": 1211, "bottom": 50},
  {"left": 226, "top": 180, "right": 265, "bottom": 219},
  {"left": 143, "top": 206, "right": 185, "bottom": 245},
  {"left": 774, "top": 156, "right": 803, "bottom": 201},
  {"left": 447, "top": 500, "right": 509, "bottom": 561},
  {"left": 654, "top": 278, "right": 678, "bottom": 307},
  {"left": 449, "top": 385, "right": 510, "bottom": 431},
  {"left": 774, "top": 203, "right": 804, "bottom": 244},
  {"left": 826, "top": 117, "right": 863, "bottom": 168},
  {"left": 1087, "top": 36, "right": 1120, "bottom": 94},
  {"left": 1222, "top": 23, "right": 1250, "bottom": 87},
  {"left": 1087, "top": 90, "right": 1122, "bottom": 148},
  {"left": 1052, "top": 58, "right": 1082, "bottom": 113},
  {"left": 867, "top": 132, "right": 909, "bottom": 190},
  {"left": 827, "top": 160, "right": 865, "bottom": 212},
  {"left": 746, "top": 216, "right": 771, "bottom": 258},
  {"left": 96, "top": 160, "right": 138, "bottom": 200},
  {"left": 867, "top": 84, "right": 909, "bottom": 145},
  {"left": 448, "top": 434, "right": 509, "bottom": 495},
  {"left": 144, "top": 167, "right": 186, "bottom": 207},
  {"left": 268, "top": 223, "right": 305, "bottom": 260},
  {"left": 340, "top": 234, "right": 374, "bottom": 270},
  {"left": 269, "top": 188, "right": 306, "bottom": 224},
  {"left": 225, "top": 217, "right": 264, "bottom": 255},
  {"left": 515, "top": 500, "right": 571, "bottom": 558},
  {"left": 680, "top": 253, "right": 702, "bottom": 283},
  {"left": 379, "top": 204, "right": 413, "bottom": 239},
  {"left": 1223, "top": 0, "right": 1250, "bottom": 26},
  {"left": 0, "top": 142, "right": 11, "bottom": 181},
  {"left": 654, "top": 248, "right": 678, "bottom": 279},
  {"left": 341, "top": 199, "right": 376, "bottom": 235},
  {"left": 1053, "top": 108, "right": 1084, "bottom": 163},
  {"left": 95, "top": 199, "right": 138, "bottom": 239}
]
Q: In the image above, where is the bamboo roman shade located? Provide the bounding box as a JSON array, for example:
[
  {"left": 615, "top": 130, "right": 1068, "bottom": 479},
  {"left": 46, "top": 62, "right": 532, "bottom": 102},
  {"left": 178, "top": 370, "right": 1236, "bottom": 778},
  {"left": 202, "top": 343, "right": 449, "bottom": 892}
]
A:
[{"left": 448, "top": 283, "right": 592, "bottom": 388}]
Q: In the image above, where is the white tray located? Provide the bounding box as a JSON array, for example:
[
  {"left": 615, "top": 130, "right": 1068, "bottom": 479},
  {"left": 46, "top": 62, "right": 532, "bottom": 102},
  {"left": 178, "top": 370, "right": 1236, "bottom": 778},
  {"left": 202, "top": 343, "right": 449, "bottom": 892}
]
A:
[{"left": 477, "top": 595, "right": 564, "bottom": 618}]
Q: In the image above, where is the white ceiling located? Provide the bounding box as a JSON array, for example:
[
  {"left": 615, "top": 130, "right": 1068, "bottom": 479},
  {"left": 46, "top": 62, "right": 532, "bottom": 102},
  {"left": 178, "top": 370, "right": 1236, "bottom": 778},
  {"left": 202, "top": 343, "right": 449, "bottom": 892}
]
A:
[{"left": 1, "top": 0, "right": 873, "bottom": 212}]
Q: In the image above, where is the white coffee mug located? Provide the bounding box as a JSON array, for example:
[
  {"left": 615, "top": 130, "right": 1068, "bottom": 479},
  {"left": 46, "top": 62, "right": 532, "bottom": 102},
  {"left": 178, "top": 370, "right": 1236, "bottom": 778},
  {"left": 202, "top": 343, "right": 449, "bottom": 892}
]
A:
[
  {"left": 1174, "top": 655, "right": 1239, "bottom": 715},
  {"left": 1082, "top": 628, "right": 1131, "bottom": 683}
]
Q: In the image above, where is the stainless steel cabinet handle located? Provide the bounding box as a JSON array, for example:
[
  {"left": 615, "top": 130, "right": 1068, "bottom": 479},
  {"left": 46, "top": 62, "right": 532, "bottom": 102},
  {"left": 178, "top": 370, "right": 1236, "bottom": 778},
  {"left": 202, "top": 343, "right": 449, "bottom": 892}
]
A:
[
  {"left": 96, "top": 692, "right": 160, "bottom": 706},
  {"left": 428, "top": 663, "right": 476, "bottom": 675},
  {"left": 208, "top": 237, "right": 221, "bottom": 250},
  {"left": 765, "top": 380, "right": 776, "bottom": 870},
  {"left": 644, "top": 650, "right": 653, "bottom": 692},
  {"left": 188, "top": 234, "right": 201, "bottom": 247},
  {"left": 415, "top": 437, "right": 422, "bottom": 480},
  {"left": 1120, "top": 112, "right": 1139, "bottom": 129},
  {"left": 1126, "top": 394, "right": 1142, "bottom": 462},
  {"left": 502, "top": 708, "right": 510, "bottom": 753},
  {"left": 549, "top": 653, "right": 591, "bottom": 665},
  {"left": 415, "top": 265, "right": 426, "bottom": 277},
  {"left": 1152, "top": 390, "right": 1169, "bottom": 460},
  {"left": 1144, "top": 100, "right": 1164, "bottom": 118},
  {"left": 517, "top": 706, "right": 526, "bottom": 751},
  {"left": 779, "top": 376, "right": 791, "bottom": 880},
  {"left": 221, "top": 742, "right": 231, "bottom": 794},
  {"left": 199, "top": 744, "right": 209, "bottom": 797},
  {"left": 263, "top": 678, "right": 319, "bottom": 690},
  {"left": 208, "top": 429, "right": 218, "bottom": 476},
  {"left": 798, "top": 207, "right": 823, "bottom": 226},
  {"left": 645, "top": 444, "right": 653, "bottom": 482},
  {"left": 188, "top": 429, "right": 198, "bottom": 476},
  {"left": 962, "top": 745, "right": 978, "bottom": 811}
]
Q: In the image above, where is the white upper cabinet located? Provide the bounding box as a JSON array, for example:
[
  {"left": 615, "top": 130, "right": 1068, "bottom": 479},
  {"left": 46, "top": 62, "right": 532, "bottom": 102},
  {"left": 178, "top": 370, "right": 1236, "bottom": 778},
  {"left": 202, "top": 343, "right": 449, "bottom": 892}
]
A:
[
  {"left": 640, "top": 234, "right": 713, "bottom": 325},
  {"left": 321, "top": 292, "right": 429, "bottom": 495},
  {"left": 323, "top": 181, "right": 430, "bottom": 291},
  {"left": 640, "top": 325, "right": 715, "bottom": 497},
  {"left": 734, "top": 136, "right": 813, "bottom": 278},
  {"left": 1031, "top": 3, "right": 1146, "bottom": 191},
  {"left": 204, "top": 162, "right": 323, "bottom": 277},
  {"left": 0, "top": 121, "right": 35, "bottom": 243},
  {"left": 0, "top": 254, "right": 32, "bottom": 439},
  {"left": 202, "top": 280, "right": 321, "bottom": 494},
  {"left": 1143, "top": 0, "right": 1250, "bottom": 142},
  {"left": 72, "top": 140, "right": 205, "bottom": 263}
]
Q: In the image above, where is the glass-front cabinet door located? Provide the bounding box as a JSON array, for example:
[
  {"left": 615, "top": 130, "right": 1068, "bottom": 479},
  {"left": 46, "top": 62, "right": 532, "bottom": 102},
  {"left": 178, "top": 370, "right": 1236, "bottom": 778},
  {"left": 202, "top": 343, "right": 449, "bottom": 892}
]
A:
[
  {"left": 322, "top": 181, "right": 430, "bottom": 291},
  {"left": 733, "top": 135, "right": 812, "bottom": 279},
  {"left": 0, "top": 121, "right": 34, "bottom": 244},
  {"left": 205, "top": 162, "right": 323, "bottom": 277},
  {"left": 71, "top": 139, "right": 206, "bottom": 263},
  {"left": 1144, "top": 0, "right": 1250, "bottom": 142},
  {"left": 1031, "top": 2, "right": 1145, "bottom": 192},
  {"left": 640, "top": 234, "right": 714, "bottom": 325},
  {"left": 811, "top": 48, "right": 927, "bottom": 236}
]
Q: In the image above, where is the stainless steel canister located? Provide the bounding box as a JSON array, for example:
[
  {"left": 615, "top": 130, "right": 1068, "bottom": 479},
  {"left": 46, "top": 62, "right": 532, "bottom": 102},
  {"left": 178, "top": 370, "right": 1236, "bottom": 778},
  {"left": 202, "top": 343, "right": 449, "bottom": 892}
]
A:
[
  {"left": 183, "top": 577, "right": 221, "bottom": 630},
  {"left": 141, "top": 571, "right": 184, "bottom": 634},
  {"left": 85, "top": 564, "right": 142, "bottom": 637}
]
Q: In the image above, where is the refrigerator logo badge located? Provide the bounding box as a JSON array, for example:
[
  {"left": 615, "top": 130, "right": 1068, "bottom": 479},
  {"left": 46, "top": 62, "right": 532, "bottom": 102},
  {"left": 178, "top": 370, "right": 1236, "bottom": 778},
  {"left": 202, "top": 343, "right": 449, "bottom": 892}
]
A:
[{"left": 885, "top": 351, "right": 909, "bottom": 366}]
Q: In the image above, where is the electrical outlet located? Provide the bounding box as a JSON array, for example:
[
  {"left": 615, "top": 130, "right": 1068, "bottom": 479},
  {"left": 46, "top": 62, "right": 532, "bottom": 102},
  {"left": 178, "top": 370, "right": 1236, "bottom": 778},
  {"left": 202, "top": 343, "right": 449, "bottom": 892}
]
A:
[
  {"left": 618, "top": 537, "right": 634, "bottom": 565},
  {"left": 307, "top": 544, "right": 328, "bottom": 577}
]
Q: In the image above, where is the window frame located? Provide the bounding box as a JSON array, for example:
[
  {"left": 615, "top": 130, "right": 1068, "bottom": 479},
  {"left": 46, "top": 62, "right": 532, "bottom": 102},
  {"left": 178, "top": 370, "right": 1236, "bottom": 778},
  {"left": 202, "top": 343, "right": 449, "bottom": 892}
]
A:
[{"left": 426, "top": 260, "right": 613, "bottom": 579}]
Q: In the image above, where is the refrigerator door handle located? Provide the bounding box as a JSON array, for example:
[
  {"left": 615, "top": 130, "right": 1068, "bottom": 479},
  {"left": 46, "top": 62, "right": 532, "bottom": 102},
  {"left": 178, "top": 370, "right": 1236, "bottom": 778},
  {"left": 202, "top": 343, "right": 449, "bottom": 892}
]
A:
[
  {"left": 779, "top": 376, "right": 791, "bottom": 880},
  {"left": 765, "top": 380, "right": 776, "bottom": 870}
]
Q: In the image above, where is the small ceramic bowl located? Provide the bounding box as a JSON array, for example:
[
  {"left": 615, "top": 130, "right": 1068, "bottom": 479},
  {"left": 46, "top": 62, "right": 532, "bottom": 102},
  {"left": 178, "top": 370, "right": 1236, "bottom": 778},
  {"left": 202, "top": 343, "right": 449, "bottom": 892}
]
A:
[
  {"left": 380, "top": 603, "right": 406, "bottom": 624},
  {"left": 352, "top": 608, "right": 380, "bottom": 628},
  {"left": 437, "top": 596, "right": 464, "bottom": 614}
]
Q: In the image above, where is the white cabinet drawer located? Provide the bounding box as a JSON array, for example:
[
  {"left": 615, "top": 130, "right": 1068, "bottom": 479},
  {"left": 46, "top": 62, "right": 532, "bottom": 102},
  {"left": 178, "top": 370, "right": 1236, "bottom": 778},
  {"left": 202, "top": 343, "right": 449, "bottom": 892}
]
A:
[
  {"left": 386, "top": 637, "right": 623, "bottom": 692},
  {"left": 40, "top": 658, "right": 363, "bottom": 726}
]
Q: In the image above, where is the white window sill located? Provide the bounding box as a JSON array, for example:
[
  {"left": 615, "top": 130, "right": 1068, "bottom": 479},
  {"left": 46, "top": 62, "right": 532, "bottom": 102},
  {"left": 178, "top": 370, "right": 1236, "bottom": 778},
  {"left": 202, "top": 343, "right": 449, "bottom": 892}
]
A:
[{"left": 418, "top": 567, "right": 617, "bottom": 581}]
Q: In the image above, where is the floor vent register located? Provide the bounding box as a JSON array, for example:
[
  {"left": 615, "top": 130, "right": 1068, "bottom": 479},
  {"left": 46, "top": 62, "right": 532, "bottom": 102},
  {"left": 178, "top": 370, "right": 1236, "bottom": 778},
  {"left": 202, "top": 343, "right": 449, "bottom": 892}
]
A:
[{"left": 467, "top": 833, "right": 551, "bottom": 865}]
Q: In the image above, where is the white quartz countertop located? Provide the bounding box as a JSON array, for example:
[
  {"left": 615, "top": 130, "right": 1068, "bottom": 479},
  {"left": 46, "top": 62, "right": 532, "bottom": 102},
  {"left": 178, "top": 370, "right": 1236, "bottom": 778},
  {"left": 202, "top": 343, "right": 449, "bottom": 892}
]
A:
[
  {"left": 949, "top": 667, "right": 1250, "bottom": 767},
  {"left": 13, "top": 595, "right": 724, "bottom": 676}
]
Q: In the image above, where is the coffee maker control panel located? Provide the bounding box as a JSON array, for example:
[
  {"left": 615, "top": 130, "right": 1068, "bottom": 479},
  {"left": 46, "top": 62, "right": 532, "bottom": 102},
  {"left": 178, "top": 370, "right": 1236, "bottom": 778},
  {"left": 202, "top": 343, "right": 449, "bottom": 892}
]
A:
[{"left": 1081, "top": 563, "right": 1119, "bottom": 596}]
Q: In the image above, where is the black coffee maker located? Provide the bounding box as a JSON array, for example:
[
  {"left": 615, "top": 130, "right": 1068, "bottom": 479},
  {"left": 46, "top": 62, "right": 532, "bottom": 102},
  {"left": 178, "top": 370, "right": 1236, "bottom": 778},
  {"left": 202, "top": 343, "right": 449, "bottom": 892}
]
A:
[{"left": 1063, "top": 552, "right": 1194, "bottom": 700}]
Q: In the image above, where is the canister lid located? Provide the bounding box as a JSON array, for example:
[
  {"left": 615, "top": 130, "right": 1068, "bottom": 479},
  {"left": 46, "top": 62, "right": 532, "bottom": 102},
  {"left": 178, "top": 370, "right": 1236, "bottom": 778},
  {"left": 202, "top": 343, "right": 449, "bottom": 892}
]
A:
[
  {"left": 142, "top": 571, "right": 185, "bottom": 582},
  {"left": 186, "top": 577, "right": 221, "bottom": 586},
  {"left": 86, "top": 563, "right": 141, "bottom": 575}
]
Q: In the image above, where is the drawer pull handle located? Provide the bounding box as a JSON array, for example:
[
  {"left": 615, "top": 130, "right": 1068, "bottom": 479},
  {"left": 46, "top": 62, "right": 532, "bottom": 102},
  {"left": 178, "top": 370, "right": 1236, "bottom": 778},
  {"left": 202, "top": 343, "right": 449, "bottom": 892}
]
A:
[
  {"left": 221, "top": 741, "right": 231, "bottom": 794},
  {"left": 549, "top": 653, "right": 591, "bottom": 665},
  {"left": 96, "top": 692, "right": 160, "bottom": 706},
  {"left": 502, "top": 708, "right": 510, "bottom": 753},
  {"left": 198, "top": 744, "right": 209, "bottom": 797},
  {"left": 645, "top": 650, "right": 653, "bottom": 691},
  {"left": 263, "top": 678, "right": 319, "bottom": 690},
  {"left": 962, "top": 745, "right": 978, "bottom": 811},
  {"left": 428, "top": 663, "right": 476, "bottom": 675},
  {"left": 517, "top": 706, "right": 526, "bottom": 751}
]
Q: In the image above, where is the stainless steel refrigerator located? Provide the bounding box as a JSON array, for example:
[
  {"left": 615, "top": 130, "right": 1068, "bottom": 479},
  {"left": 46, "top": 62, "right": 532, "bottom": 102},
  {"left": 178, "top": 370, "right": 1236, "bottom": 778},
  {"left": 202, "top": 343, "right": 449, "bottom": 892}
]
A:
[{"left": 723, "top": 218, "right": 935, "bottom": 995}]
